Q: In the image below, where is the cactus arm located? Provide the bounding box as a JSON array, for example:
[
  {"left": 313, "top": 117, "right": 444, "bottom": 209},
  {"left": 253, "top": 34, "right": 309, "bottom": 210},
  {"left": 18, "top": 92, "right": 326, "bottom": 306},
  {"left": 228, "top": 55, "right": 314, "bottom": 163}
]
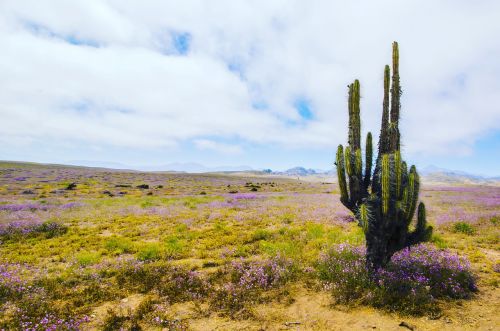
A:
[
  {"left": 379, "top": 65, "right": 390, "bottom": 155},
  {"left": 416, "top": 202, "right": 426, "bottom": 231},
  {"left": 355, "top": 148, "right": 362, "bottom": 178},
  {"left": 363, "top": 132, "right": 373, "bottom": 191},
  {"left": 401, "top": 187, "right": 408, "bottom": 213},
  {"left": 401, "top": 161, "right": 408, "bottom": 185},
  {"left": 336, "top": 145, "right": 349, "bottom": 206},
  {"left": 350, "top": 80, "right": 361, "bottom": 150},
  {"left": 394, "top": 150, "right": 402, "bottom": 198},
  {"left": 405, "top": 165, "right": 419, "bottom": 224},
  {"left": 407, "top": 202, "right": 433, "bottom": 246},
  {"left": 389, "top": 42, "right": 401, "bottom": 152},
  {"left": 381, "top": 154, "right": 390, "bottom": 215},
  {"left": 359, "top": 203, "right": 369, "bottom": 233},
  {"left": 344, "top": 146, "right": 353, "bottom": 177}
]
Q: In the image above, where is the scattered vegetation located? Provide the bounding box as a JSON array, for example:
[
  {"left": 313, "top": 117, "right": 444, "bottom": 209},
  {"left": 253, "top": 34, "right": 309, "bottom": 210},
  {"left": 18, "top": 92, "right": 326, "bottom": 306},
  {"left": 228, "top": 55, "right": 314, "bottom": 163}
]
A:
[
  {"left": 453, "top": 222, "right": 475, "bottom": 235},
  {"left": 0, "top": 162, "right": 498, "bottom": 329},
  {"left": 317, "top": 243, "right": 477, "bottom": 314}
]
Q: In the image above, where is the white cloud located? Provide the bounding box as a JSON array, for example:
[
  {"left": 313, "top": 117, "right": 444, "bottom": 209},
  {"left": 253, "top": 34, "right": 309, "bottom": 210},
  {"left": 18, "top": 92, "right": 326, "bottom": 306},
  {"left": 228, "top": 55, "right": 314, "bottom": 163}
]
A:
[
  {"left": 194, "top": 139, "right": 242, "bottom": 155},
  {"left": 0, "top": 0, "right": 499, "bottom": 160}
]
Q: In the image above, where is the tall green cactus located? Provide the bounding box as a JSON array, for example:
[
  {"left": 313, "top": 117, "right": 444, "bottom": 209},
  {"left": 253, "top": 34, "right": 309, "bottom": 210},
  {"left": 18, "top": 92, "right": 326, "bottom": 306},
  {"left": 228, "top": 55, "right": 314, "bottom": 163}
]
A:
[{"left": 335, "top": 42, "right": 433, "bottom": 270}]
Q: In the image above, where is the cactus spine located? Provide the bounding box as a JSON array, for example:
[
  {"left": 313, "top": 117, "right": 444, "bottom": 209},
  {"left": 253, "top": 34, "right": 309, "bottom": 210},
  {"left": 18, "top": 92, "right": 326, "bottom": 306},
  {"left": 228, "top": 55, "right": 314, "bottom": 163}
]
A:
[{"left": 335, "top": 42, "right": 433, "bottom": 270}]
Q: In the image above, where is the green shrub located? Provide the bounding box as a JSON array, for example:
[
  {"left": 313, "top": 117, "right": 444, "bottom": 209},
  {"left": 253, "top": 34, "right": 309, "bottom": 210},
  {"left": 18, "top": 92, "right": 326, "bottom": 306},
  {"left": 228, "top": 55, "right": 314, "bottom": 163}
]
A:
[
  {"left": 251, "top": 229, "right": 271, "bottom": 242},
  {"left": 137, "top": 243, "right": 161, "bottom": 261},
  {"left": 453, "top": 222, "right": 475, "bottom": 235},
  {"left": 76, "top": 251, "right": 101, "bottom": 266},
  {"left": 430, "top": 233, "right": 448, "bottom": 248},
  {"left": 102, "top": 309, "right": 129, "bottom": 331},
  {"left": 105, "top": 237, "right": 135, "bottom": 254},
  {"left": 164, "top": 236, "right": 187, "bottom": 259},
  {"left": 116, "top": 261, "right": 169, "bottom": 293}
]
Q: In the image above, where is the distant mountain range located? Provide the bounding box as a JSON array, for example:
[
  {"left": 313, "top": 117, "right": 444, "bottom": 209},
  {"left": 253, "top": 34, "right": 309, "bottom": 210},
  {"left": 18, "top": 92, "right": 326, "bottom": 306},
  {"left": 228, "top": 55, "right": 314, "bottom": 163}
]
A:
[
  {"left": 272, "top": 166, "right": 328, "bottom": 176},
  {"left": 418, "top": 165, "right": 500, "bottom": 185},
  {"left": 59, "top": 160, "right": 499, "bottom": 184},
  {"left": 273, "top": 165, "right": 499, "bottom": 185}
]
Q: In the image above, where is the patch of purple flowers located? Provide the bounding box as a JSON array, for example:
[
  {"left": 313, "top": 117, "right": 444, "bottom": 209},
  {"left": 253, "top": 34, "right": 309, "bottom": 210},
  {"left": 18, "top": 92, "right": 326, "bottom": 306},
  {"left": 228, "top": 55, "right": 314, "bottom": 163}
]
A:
[
  {"left": 0, "top": 220, "right": 67, "bottom": 240},
  {"left": 229, "top": 256, "right": 292, "bottom": 290},
  {"left": 0, "top": 262, "right": 31, "bottom": 300},
  {"left": 317, "top": 243, "right": 477, "bottom": 313},
  {"left": 211, "top": 256, "right": 294, "bottom": 315},
  {"left": 0, "top": 203, "right": 52, "bottom": 212},
  {"left": 231, "top": 193, "right": 259, "bottom": 200},
  {"left": 317, "top": 244, "right": 369, "bottom": 302},
  {"left": 386, "top": 244, "right": 477, "bottom": 298},
  {"left": 18, "top": 314, "right": 90, "bottom": 331},
  {"left": 60, "top": 202, "right": 85, "bottom": 209}
]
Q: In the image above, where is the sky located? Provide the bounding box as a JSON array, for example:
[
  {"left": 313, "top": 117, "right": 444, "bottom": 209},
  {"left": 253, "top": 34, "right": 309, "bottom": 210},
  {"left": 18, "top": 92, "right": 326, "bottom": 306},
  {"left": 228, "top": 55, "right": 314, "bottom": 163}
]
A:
[{"left": 0, "top": 1, "right": 499, "bottom": 175}]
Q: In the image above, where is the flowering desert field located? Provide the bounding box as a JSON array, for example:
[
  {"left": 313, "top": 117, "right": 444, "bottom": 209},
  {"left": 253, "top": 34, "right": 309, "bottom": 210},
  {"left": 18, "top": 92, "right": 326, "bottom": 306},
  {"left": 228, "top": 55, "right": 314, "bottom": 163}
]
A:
[{"left": 0, "top": 162, "right": 498, "bottom": 330}]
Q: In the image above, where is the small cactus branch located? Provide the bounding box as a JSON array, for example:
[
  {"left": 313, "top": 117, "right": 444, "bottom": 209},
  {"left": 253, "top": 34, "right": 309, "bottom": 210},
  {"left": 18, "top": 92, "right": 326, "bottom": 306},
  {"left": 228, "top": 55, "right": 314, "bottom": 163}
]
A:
[
  {"left": 364, "top": 132, "right": 373, "bottom": 190},
  {"left": 417, "top": 202, "right": 426, "bottom": 231},
  {"left": 394, "top": 150, "right": 402, "bottom": 198},
  {"left": 408, "top": 202, "right": 433, "bottom": 246},
  {"left": 405, "top": 165, "right": 419, "bottom": 224},
  {"left": 348, "top": 81, "right": 361, "bottom": 150},
  {"left": 336, "top": 145, "right": 349, "bottom": 206},
  {"left": 359, "top": 203, "right": 369, "bottom": 233},
  {"left": 355, "top": 149, "right": 362, "bottom": 178},
  {"left": 344, "top": 146, "right": 353, "bottom": 177},
  {"left": 389, "top": 41, "right": 401, "bottom": 152},
  {"left": 379, "top": 65, "right": 390, "bottom": 154},
  {"left": 381, "top": 154, "right": 390, "bottom": 215}
]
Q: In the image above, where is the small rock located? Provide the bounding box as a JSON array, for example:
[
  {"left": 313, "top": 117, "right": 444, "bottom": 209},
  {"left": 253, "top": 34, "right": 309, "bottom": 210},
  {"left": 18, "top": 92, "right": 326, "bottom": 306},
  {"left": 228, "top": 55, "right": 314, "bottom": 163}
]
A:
[
  {"left": 399, "top": 321, "right": 415, "bottom": 330},
  {"left": 65, "top": 182, "right": 77, "bottom": 190},
  {"left": 428, "top": 311, "right": 442, "bottom": 320},
  {"left": 136, "top": 184, "right": 149, "bottom": 189},
  {"left": 284, "top": 321, "right": 301, "bottom": 327}
]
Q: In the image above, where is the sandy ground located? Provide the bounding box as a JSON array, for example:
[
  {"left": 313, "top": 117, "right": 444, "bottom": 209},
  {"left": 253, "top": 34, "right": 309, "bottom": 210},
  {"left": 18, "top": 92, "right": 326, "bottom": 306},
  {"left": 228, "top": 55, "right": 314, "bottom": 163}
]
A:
[{"left": 84, "top": 284, "right": 499, "bottom": 330}]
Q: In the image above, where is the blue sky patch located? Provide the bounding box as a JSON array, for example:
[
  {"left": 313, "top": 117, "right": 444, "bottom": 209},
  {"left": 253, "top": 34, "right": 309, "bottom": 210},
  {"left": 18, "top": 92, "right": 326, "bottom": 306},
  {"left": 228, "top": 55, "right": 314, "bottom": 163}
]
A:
[
  {"left": 24, "top": 21, "right": 99, "bottom": 47},
  {"left": 294, "top": 98, "right": 313, "bottom": 120},
  {"left": 227, "top": 58, "right": 246, "bottom": 79},
  {"left": 251, "top": 101, "right": 268, "bottom": 110},
  {"left": 171, "top": 31, "right": 191, "bottom": 55}
]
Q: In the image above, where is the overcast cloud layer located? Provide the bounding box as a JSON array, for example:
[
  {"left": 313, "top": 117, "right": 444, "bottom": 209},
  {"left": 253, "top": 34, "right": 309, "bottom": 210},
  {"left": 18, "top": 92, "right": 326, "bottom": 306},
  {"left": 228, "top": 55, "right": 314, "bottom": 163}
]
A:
[{"left": 1, "top": 1, "right": 499, "bottom": 173}]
